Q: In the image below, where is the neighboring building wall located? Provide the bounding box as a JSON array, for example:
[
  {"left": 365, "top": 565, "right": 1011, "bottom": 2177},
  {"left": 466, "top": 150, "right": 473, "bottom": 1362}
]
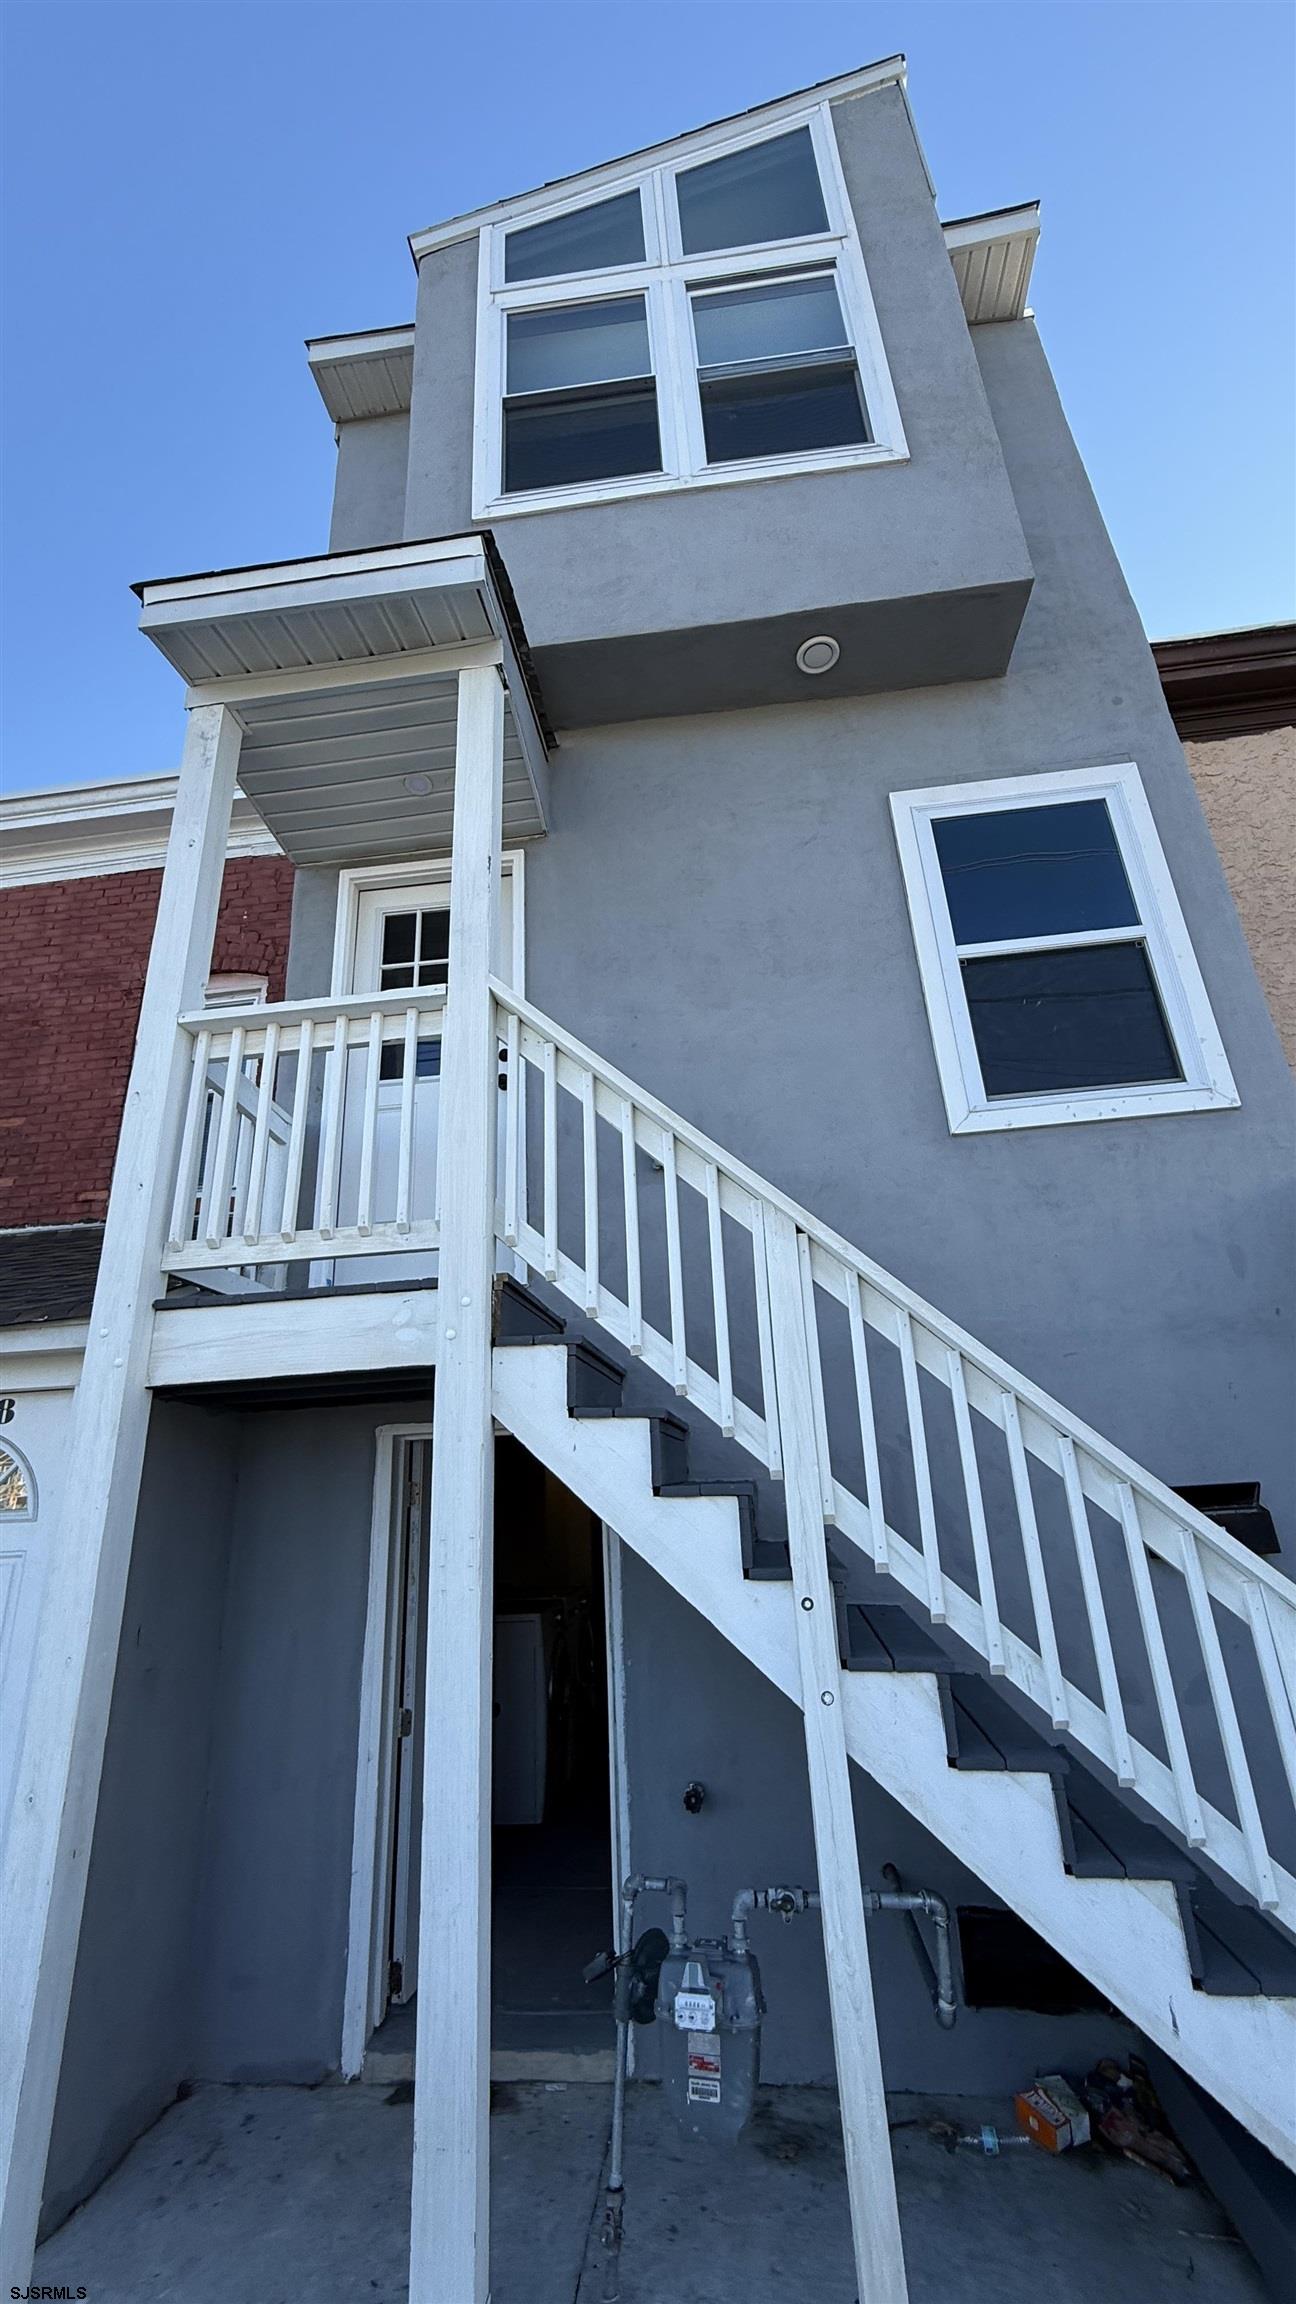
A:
[
  {"left": 1182, "top": 726, "right": 1296, "bottom": 1069},
  {"left": 0, "top": 856, "right": 294, "bottom": 1228}
]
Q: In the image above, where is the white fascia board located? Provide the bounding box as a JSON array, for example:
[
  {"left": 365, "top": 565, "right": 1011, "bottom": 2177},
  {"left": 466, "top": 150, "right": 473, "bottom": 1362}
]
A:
[
  {"left": 0, "top": 1324, "right": 88, "bottom": 1391},
  {"left": 135, "top": 535, "right": 489, "bottom": 612},
  {"left": 408, "top": 56, "right": 908, "bottom": 262},
  {"left": 942, "top": 203, "right": 1041, "bottom": 253},
  {"left": 0, "top": 776, "right": 279, "bottom": 887}
]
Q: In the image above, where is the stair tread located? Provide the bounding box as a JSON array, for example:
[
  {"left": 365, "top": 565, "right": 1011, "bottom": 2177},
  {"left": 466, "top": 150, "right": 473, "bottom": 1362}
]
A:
[
  {"left": 1179, "top": 1881, "right": 1296, "bottom": 1996},
  {"left": 843, "top": 1603, "right": 955, "bottom": 1674},
  {"left": 1058, "top": 1767, "right": 1201, "bottom": 1883},
  {"left": 941, "top": 1677, "right": 1067, "bottom": 1774},
  {"left": 494, "top": 1277, "right": 567, "bottom": 1342}
]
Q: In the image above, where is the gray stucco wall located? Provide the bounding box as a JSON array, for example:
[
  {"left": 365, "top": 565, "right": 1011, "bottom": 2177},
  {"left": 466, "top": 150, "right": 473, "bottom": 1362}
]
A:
[
  {"left": 329, "top": 412, "right": 410, "bottom": 552},
  {"left": 620, "top": 1550, "right": 1130, "bottom": 2089},
  {"left": 188, "top": 1403, "right": 399, "bottom": 2082},
  {"left": 43, "top": 1404, "right": 239, "bottom": 2236},
  {"left": 401, "top": 84, "right": 1034, "bottom": 716},
  {"left": 42, "top": 1397, "right": 416, "bottom": 2229}
]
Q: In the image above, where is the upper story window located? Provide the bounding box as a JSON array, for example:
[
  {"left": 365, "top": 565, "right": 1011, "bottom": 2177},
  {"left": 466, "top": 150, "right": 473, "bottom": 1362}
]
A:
[
  {"left": 890, "top": 764, "right": 1240, "bottom": 1134},
  {"left": 474, "top": 104, "right": 906, "bottom": 517}
]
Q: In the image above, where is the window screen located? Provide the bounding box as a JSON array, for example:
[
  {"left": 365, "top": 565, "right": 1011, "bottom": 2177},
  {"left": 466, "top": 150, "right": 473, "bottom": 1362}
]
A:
[
  {"left": 932, "top": 799, "right": 1182, "bottom": 1099},
  {"left": 675, "top": 126, "right": 829, "bottom": 254},
  {"left": 503, "top": 297, "right": 660, "bottom": 493},
  {"left": 504, "top": 190, "right": 645, "bottom": 283},
  {"left": 692, "top": 273, "right": 867, "bottom": 463}
]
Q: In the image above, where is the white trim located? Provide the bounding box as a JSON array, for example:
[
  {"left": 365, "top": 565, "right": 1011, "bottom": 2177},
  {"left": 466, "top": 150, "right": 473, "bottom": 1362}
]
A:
[
  {"left": 330, "top": 851, "right": 526, "bottom": 999},
  {"left": 472, "top": 100, "right": 908, "bottom": 522},
  {"left": 181, "top": 640, "right": 502, "bottom": 714},
  {"left": 0, "top": 1438, "right": 37, "bottom": 1523},
  {"left": 138, "top": 535, "right": 491, "bottom": 611},
  {"left": 146, "top": 1288, "right": 438, "bottom": 1389},
  {"left": 342, "top": 1422, "right": 433, "bottom": 2079},
  {"left": 0, "top": 776, "right": 278, "bottom": 888},
  {"left": 890, "top": 762, "right": 1240, "bottom": 1134},
  {"left": 0, "top": 1330, "right": 86, "bottom": 1392},
  {"left": 410, "top": 58, "right": 908, "bottom": 260}
]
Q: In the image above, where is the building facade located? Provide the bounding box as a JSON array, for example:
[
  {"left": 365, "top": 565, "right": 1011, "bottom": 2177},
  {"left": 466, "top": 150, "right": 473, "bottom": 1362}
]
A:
[{"left": 2, "top": 60, "right": 1292, "bottom": 2304}]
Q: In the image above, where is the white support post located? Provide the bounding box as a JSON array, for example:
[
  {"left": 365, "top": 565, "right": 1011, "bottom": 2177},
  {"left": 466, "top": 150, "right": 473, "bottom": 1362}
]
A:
[
  {"left": 0, "top": 704, "right": 243, "bottom": 2285},
  {"left": 764, "top": 1206, "right": 909, "bottom": 2304},
  {"left": 410, "top": 665, "right": 504, "bottom": 2304}
]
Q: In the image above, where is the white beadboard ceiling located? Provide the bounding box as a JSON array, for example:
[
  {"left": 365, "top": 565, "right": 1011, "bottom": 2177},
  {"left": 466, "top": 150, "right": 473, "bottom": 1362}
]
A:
[{"left": 134, "top": 541, "right": 548, "bottom": 861}]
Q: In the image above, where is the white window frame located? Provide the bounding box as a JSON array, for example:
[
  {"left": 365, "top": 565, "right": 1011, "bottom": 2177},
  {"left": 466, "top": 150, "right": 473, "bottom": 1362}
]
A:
[
  {"left": 472, "top": 102, "right": 907, "bottom": 520},
  {"left": 329, "top": 852, "right": 526, "bottom": 997},
  {"left": 890, "top": 763, "right": 1240, "bottom": 1135}
]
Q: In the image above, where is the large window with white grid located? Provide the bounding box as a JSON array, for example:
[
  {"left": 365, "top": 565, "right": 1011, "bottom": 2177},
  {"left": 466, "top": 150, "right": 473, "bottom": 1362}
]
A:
[{"left": 472, "top": 105, "right": 907, "bottom": 518}]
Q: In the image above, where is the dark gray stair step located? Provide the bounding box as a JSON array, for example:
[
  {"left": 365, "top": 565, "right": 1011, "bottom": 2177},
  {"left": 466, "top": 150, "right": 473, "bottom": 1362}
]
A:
[
  {"left": 494, "top": 1276, "right": 567, "bottom": 1342},
  {"left": 940, "top": 1677, "right": 1067, "bottom": 1775},
  {"left": 843, "top": 1603, "right": 956, "bottom": 1675},
  {"left": 1177, "top": 1880, "right": 1296, "bottom": 1996},
  {"left": 564, "top": 1339, "right": 625, "bottom": 1416},
  {"left": 1054, "top": 1767, "right": 1199, "bottom": 1884}
]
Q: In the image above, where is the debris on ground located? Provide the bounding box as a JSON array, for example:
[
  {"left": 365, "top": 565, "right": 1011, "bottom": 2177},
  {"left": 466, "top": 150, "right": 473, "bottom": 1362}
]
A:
[{"left": 1080, "top": 2055, "right": 1193, "bottom": 2183}]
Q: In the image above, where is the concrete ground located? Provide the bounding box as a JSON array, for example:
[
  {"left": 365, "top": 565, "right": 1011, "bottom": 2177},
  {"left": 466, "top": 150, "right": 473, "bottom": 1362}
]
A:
[{"left": 35, "top": 2080, "right": 1266, "bottom": 2303}]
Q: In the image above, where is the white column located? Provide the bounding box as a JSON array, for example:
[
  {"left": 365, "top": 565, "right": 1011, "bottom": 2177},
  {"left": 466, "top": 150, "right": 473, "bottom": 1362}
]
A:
[
  {"left": 764, "top": 1206, "right": 909, "bottom": 2304},
  {"left": 0, "top": 704, "right": 243, "bottom": 2284},
  {"left": 410, "top": 665, "right": 505, "bottom": 2304}
]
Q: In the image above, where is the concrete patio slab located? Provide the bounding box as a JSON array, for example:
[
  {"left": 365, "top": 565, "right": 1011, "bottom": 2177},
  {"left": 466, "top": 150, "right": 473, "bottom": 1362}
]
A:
[{"left": 33, "top": 2079, "right": 1267, "bottom": 2303}]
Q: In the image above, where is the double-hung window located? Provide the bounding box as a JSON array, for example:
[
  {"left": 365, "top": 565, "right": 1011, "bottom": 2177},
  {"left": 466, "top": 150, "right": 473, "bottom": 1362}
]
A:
[
  {"left": 474, "top": 107, "right": 905, "bottom": 515},
  {"left": 891, "top": 764, "right": 1239, "bottom": 1133}
]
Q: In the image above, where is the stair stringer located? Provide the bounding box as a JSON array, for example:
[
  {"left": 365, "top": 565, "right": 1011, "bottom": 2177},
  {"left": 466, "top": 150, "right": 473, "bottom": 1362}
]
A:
[{"left": 492, "top": 1341, "right": 1296, "bottom": 2173}]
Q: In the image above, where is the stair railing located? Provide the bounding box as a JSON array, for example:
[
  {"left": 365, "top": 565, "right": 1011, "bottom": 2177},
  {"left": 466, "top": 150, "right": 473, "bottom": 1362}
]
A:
[
  {"left": 163, "top": 987, "right": 447, "bottom": 1275},
  {"left": 492, "top": 980, "right": 1296, "bottom": 1931}
]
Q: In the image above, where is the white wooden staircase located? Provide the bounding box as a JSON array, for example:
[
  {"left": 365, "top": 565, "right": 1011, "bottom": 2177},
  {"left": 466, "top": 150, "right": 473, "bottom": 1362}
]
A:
[{"left": 488, "top": 982, "right": 1296, "bottom": 2175}]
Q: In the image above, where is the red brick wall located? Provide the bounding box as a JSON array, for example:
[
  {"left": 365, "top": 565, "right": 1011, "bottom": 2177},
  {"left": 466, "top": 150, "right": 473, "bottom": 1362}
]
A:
[{"left": 0, "top": 855, "right": 295, "bottom": 1228}]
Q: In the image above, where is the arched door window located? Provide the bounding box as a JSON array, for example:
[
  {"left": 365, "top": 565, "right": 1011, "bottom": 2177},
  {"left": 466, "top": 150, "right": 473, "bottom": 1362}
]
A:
[{"left": 0, "top": 1443, "right": 36, "bottom": 1521}]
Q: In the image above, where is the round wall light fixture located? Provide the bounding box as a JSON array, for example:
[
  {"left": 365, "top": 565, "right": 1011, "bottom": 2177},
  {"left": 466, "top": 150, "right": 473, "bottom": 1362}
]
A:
[
  {"left": 796, "top": 634, "right": 840, "bottom": 677},
  {"left": 403, "top": 772, "right": 434, "bottom": 797}
]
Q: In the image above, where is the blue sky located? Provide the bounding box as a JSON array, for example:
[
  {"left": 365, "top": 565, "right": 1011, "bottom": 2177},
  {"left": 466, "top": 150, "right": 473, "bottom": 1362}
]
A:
[{"left": 2, "top": 0, "right": 1293, "bottom": 793}]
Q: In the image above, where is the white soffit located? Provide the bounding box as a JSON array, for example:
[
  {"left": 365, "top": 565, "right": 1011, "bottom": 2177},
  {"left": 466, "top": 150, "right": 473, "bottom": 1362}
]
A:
[
  {"left": 308, "top": 327, "right": 415, "bottom": 423},
  {"left": 943, "top": 205, "right": 1040, "bottom": 324},
  {"left": 0, "top": 774, "right": 278, "bottom": 887},
  {"left": 133, "top": 539, "right": 551, "bottom": 856}
]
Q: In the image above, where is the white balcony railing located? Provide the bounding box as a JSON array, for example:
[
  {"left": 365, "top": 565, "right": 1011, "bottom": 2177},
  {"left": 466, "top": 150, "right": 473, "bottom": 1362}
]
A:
[{"left": 162, "top": 989, "right": 447, "bottom": 1278}]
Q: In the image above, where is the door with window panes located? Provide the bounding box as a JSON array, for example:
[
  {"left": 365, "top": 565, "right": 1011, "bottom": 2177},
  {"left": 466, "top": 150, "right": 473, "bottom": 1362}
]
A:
[{"left": 327, "top": 874, "right": 515, "bottom": 1283}]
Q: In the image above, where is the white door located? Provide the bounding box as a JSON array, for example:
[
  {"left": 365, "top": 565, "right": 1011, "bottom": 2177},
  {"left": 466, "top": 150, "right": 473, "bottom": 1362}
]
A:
[
  {"left": 0, "top": 1390, "right": 74, "bottom": 1842},
  {"left": 328, "top": 869, "right": 518, "bottom": 1283}
]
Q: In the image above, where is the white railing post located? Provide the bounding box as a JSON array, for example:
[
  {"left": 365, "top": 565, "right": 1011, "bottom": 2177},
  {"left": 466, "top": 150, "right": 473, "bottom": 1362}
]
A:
[
  {"left": 0, "top": 702, "right": 242, "bottom": 2286},
  {"left": 410, "top": 664, "right": 504, "bottom": 2304},
  {"left": 764, "top": 1206, "right": 909, "bottom": 2304}
]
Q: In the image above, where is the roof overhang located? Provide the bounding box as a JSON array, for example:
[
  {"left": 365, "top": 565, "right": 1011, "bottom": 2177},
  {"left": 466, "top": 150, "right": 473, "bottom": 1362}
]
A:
[
  {"left": 134, "top": 538, "right": 551, "bottom": 863},
  {"left": 308, "top": 326, "right": 415, "bottom": 423},
  {"left": 1153, "top": 623, "right": 1296, "bottom": 741},
  {"left": 0, "top": 774, "right": 278, "bottom": 887},
  {"left": 943, "top": 205, "right": 1040, "bottom": 324}
]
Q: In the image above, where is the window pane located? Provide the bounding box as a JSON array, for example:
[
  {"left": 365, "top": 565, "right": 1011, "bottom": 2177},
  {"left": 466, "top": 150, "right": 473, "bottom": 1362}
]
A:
[
  {"left": 507, "top": 298, "right": 651, "bottom": 394},
  {"left": 962, "top": 943, "right": 1182, "bottom": 1097},
  {"left": 0, "top": 1449, "right": 30, "bottom": 1514},
  {"left": 382, "top": 913, "right": 416, "bottom": 966},
  {"left": 693, "top": 274, "right": 848, "bottom": 369},
  {"left": 700, "top": 362, "right": 866, "bottom": 463},
  {"left": 676, "top": 126, "right": 829, "bottom": 254},
  {"left": 505, "top": 190, "right": 645, "bottom": 283},
  {"left": 417, "top": 909, "right": 450, "bottom": 975},
  {"left": 933, "top": 801, "right": 1140, "bottom": 946},
  {"left": 379, "top": 1038, "right": 442, "bottom": 1084},
  {"left": 504, "top": 381, "right": 661, "bottom": 492}
]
